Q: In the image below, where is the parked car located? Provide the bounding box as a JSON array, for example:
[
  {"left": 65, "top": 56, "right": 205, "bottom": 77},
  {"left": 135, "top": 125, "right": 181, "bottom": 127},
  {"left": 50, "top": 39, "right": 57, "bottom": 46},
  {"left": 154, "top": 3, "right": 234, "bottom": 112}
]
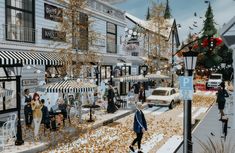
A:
[
  {"left": 206, "top": 73, "right": 223, "bottom": 89},
  {"left": 146, "top": 87, "right": 180, "bottom": 109}
]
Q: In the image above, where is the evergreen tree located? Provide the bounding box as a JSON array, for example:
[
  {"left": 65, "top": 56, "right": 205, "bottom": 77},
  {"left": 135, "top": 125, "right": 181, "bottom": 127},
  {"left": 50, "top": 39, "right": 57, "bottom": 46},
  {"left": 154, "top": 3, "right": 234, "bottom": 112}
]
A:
[
  {"left": 164, "top": 0, "right": 171, "bottom": 19},
  {"left": 146, "top": 7, "right": 150, "bottom": 20},
  {"left": 202, "top": 3, "right": 217, "bottom": 37}
]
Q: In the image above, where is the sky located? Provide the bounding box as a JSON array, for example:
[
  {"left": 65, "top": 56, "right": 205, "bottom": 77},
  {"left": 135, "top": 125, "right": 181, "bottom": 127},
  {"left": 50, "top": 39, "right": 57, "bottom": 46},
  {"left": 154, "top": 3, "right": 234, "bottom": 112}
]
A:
[{"left": 110, "top": 0, "right": 235, "bottom": 42}]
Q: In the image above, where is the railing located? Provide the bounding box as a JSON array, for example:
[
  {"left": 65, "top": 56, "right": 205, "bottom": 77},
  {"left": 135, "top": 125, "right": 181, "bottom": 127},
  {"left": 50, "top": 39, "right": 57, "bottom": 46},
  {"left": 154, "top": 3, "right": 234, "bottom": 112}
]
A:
[{"left": 3, "top": 24, "right": 36, "bottom": 43}]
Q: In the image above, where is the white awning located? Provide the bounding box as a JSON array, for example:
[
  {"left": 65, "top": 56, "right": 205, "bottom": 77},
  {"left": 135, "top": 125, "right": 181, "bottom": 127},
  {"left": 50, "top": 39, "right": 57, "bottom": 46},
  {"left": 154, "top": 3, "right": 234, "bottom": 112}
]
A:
[
  {"left": 113, "top": 75, "right": 148, "bottom": 82},
  {"left": 146, "top": 74, "right": 170, "bottom": 80}
]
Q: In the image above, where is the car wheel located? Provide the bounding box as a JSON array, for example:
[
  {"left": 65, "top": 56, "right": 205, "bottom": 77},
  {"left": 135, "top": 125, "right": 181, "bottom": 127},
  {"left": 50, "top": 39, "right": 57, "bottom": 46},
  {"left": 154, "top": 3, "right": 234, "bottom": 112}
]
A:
[
  {"left": 169, "top": 101, "right": 174, "bottom": 109},
  {"left": 148, "top": 104, "right": 153, "bottom": 108}
]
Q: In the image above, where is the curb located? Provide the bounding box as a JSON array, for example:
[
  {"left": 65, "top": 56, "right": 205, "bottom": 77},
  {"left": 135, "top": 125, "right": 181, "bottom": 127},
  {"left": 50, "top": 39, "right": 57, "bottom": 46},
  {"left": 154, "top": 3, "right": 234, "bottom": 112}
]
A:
[
  {"left": 173, "top": 102, "right": 215, "bottom": 153},
  {"left": 18, "top": 108, "right": 137, "bottom": 153}
]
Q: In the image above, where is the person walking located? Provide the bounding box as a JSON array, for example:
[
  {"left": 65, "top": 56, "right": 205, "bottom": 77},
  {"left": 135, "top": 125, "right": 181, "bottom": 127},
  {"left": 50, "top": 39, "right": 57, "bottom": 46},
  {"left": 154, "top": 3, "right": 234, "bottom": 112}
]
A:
[
  {"left": 107, "top": 84, "right": 117, "bottom": 113},
  {"left": 217, "top": 85, "right": 229, "bottom": 119},
  {"left": 129, "top": 102, "right": 147, "bottom": 153},
  {"left": 24, "top": 89, "right": 33, "bottom": 128}
]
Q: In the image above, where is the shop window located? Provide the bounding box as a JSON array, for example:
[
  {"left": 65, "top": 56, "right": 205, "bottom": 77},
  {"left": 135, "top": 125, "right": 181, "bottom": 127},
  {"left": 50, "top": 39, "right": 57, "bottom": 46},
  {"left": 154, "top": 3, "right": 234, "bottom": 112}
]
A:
[
  {"left": 101, "top": 65, "right": 112, "bottom": 79},
  {"left": 107, "top": 22, "right": 117, "bottom": 53},
  {"left": 131, "top": 52, "right": 139, "bottom": 56},
  {"left": 78, "top": 12, "right": 88, "bottom": 50},
  {"left": 0, "top": 81, "right": 17, "bottom": 113},
  {"left": 5, "top": 0, "right": 35, "bottom": 43}
]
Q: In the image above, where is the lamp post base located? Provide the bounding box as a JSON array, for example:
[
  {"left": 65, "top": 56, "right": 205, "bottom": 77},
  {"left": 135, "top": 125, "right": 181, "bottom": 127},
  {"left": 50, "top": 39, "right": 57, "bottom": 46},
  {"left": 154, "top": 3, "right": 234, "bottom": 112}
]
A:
[{"left": 15, "top": 121, "right": 24, "bottom": 146}]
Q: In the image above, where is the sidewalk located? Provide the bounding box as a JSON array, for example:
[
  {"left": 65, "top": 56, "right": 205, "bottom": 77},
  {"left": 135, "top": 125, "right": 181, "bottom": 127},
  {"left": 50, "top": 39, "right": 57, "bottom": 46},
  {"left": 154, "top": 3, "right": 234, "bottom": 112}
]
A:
[
  {"left": 1, "top": 103, "right": 142, "bottom": 153},
  {"left": 177, "top": 95, "right": 235, "bottom": 153}
]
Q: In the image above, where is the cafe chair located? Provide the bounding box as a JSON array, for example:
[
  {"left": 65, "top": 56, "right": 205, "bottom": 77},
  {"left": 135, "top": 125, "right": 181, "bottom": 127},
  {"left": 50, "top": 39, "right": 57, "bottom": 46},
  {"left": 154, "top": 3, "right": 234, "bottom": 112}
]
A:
[{"left": 0, "top": 121, "right": 12, "bottom": 151}]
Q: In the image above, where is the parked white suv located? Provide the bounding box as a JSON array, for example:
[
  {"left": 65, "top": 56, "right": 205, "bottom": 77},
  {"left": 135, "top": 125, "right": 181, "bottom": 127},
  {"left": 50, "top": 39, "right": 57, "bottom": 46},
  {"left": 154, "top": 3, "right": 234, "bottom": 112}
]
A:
[
  {"left": 206, "top": 73, "right": 223, "bottom": 89},
  {"left": 146, "top": 87, "right": 180, "bottom": 109}
]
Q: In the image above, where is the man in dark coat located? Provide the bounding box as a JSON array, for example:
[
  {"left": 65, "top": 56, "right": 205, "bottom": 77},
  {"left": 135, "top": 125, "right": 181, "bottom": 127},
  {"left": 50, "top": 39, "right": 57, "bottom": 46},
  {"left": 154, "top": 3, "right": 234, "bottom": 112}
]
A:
[
  {"left": 131, "top": 82, "right": 140, "bottom": 102},
  {"left": 129, "top": 102, "right": 147, "bottom": 153},
  {"left": 41, "top": 99, "right": 50, "bottom": 128},
  {"left": 107, "top": 84, "right": 117, "bottom": 113},
  {"left": 24, "top": 89, "right": 33, "bottom": 127}
]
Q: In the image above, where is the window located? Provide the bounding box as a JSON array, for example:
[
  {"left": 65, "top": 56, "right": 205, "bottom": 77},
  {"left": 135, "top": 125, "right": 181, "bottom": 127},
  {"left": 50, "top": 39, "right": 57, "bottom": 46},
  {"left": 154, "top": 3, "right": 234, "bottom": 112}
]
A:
[
  {"left": 131, "top": 52, "right": 139, "bottom": 56},
  {"left": 101, "top": 65, "right": 112, "bottom": 79},
  {"left": 107, "top": 22, "right": 117, "bottom": 53},
  {"left": 78, "top": 12, "right": 88, "bottom": 50},
  {"left": 5, "top": 0, "right": 35, "bottom": 42}
]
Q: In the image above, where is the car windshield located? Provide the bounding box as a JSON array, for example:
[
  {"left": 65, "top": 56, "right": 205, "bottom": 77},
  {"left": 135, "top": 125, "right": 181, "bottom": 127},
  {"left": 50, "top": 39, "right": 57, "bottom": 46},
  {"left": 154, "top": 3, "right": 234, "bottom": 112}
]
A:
[
  {"left": 152, "top": 90, "right": 168, "bottom": 96},
  {"left": 210, "top": 75, "right": 221, "bottom": 79}
]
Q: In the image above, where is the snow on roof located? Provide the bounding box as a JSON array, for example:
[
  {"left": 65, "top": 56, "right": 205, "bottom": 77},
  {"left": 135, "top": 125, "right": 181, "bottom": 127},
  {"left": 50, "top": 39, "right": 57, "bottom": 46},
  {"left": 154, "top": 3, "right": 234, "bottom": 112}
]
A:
[{"left": 125, "top": 12, "right": 174, "bottom": 39}]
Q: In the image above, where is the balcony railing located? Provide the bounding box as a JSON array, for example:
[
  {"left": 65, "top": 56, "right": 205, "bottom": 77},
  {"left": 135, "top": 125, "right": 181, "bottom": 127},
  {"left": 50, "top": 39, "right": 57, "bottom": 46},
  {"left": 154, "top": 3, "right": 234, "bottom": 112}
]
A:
[{"left": 4, "top": 24, "right": 36, "bottom": 43}]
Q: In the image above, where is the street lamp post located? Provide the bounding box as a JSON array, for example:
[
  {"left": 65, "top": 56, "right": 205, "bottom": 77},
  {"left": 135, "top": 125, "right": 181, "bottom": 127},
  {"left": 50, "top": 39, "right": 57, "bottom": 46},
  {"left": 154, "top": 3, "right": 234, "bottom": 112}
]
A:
[
  {"left": 14, "top": 63, "right": 24, "bottom": 146},
  {"left": 182, "top": 47, "right": 198, "bottom": 153},
  {"left": 141, "top": 64, "right": 148, "bottom": 102}
]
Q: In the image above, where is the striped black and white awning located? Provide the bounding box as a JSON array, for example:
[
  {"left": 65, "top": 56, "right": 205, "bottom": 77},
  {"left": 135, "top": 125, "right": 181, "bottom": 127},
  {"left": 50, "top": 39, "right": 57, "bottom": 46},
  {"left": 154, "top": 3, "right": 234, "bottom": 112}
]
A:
[
  {"left": 45, "top": 80, "right": 97, "bottom": 93},
  {"left": 0, "top": 49, "right": 63, "bottom": 66}
]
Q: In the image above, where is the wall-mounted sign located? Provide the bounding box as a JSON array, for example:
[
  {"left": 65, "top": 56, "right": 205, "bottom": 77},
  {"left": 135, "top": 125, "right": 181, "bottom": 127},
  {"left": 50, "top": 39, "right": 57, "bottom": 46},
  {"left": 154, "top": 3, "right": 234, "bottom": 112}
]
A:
[
  {"left": 22, "top": 79, "right": 38, "bottom": 86},
  {"left": 91, "top": 38, "right": 106, "bottom": 47},
  {"left": 44, "top": 3, "right": 63, "bottom": 22},
  {"left": 42, "top": 28, "right": 66, "bottom": 41}
]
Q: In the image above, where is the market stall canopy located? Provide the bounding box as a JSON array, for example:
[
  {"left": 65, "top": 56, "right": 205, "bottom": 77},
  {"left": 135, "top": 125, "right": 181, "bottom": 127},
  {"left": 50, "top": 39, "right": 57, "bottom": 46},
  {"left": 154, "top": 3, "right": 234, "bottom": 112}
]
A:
[
  {"left": 113, "top": 75, "right": 148, "bottom": 82},
  {"left": 220, "top": 16, "right": 235, "bottom": 47},
  {"left": 0, "top": 49, "right": 63, "bottom": 66},
  {"left": 45, "top": 80, "right": 97, "bottom": 93},
  {"left": 146, "top": 74, "right": 170, "bottom": 80}
]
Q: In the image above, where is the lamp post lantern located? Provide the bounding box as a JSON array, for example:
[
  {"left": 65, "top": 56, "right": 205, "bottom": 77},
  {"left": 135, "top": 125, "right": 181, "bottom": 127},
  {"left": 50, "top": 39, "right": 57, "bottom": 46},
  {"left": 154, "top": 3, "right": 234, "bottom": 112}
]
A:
[
  {"left": 14, "top": 63, "right": 24, "bottom": 146},
  {"left": 141, "top": 64, "right": 148, "bottom": 102},
  {"left": 182, "top": 47, "right": 198, "bottom": 153}
]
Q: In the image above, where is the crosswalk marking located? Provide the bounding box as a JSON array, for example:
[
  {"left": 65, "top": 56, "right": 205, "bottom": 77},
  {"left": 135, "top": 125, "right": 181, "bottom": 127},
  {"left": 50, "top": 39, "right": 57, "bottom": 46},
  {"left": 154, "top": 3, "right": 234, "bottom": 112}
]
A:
[
  {"left": 178, "top": 107, "right": 197, "bottom": 118},
  {"left": 151, "top": 107, "right": 169, "bottom": 115},
  {"left": 141, "top": 133, "right": 164, "bottom": 153},
  {"left": 143, "top": 107, "right": 160, "bottom": 114},
  {"left": 156, "top": 135, "right": 183, "bottom": 153}
]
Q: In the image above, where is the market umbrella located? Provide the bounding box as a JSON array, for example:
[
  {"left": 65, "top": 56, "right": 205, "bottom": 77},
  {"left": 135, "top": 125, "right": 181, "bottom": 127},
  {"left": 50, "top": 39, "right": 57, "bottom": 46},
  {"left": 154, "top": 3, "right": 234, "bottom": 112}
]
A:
[
  {"left": 113, "top": 75, "right": 148, "bottom": 82},
  {"left": 146, "top": 74, "right": 170, "bottom": 80}
]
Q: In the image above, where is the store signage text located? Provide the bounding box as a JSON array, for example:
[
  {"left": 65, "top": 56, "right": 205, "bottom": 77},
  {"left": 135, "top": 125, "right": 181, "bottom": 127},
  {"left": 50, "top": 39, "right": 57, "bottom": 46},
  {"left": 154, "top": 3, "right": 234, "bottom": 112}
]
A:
[
  {"left": 22, "top": 79, "right": 38, "bottom": 86},
  {"left": 42, "top": 28, "right": 66, "bottom": 41},
  {"left": 44, "top": 3, "right": 63, "bottom": 22}
]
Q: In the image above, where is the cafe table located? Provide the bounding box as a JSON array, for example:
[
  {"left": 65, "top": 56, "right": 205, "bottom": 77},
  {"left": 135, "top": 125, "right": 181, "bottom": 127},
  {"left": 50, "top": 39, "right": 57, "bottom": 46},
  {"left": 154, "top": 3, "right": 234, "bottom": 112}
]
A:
[{"left": 82, "top": 104, "right": 100, "bottom": 122}]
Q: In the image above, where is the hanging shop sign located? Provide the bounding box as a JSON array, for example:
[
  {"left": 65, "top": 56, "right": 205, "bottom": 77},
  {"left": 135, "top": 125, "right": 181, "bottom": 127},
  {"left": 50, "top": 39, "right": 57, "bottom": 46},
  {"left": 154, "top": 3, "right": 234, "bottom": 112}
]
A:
[
  {"left": 42, "top": 28, "right": 66, "bottom": 41},
  {"left": 22, "top": 79, "right": 38, "bottom": 86},
  {"left": 44, "top": 3, "right": 63, "bottom": 22}
]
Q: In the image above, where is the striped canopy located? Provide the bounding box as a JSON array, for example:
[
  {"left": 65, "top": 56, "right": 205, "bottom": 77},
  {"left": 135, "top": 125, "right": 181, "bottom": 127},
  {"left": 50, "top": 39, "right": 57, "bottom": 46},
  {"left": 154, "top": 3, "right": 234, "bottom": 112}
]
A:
[
  {"left": 45, "top": 80, "right": 97, "bottom": 93},
  {"left": 113, "top": 75, "right": 148, "bottom": 82},
  {"left": 0, "top": 49, "right": 63, "bottom": 66}
]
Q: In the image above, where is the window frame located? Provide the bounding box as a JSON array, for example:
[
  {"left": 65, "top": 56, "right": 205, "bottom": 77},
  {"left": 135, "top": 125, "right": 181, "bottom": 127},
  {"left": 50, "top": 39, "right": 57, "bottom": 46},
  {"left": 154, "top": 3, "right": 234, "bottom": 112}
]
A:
[
  {"left": 5, "top": 0, "right": 35, "bottom": 43},
  {"left": 106, "top": 22, "right": 117, "bottom": 53}
]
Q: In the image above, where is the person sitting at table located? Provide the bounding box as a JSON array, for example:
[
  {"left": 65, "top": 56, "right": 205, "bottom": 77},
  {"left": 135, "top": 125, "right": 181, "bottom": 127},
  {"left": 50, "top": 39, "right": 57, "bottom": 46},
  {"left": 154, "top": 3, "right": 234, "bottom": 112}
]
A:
[
  {"left": 57, "top": 98, "right": 67, "bottom": 126},
  {"left": 41, "top": 99, "right": 50, "bottom": 129}
]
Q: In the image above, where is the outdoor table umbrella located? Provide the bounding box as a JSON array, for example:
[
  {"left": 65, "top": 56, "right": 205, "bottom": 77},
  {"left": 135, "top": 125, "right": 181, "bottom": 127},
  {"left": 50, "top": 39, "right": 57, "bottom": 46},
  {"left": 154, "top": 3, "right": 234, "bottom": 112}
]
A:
[
  {"left": 113, "top": 75, "right": 148, "bottom": 82},
  {"left": 145, "top": 74, "right": 170, "bottom": 80},
  {"left": 82, "top": 104, "right": 100, "bottom": 122}
]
